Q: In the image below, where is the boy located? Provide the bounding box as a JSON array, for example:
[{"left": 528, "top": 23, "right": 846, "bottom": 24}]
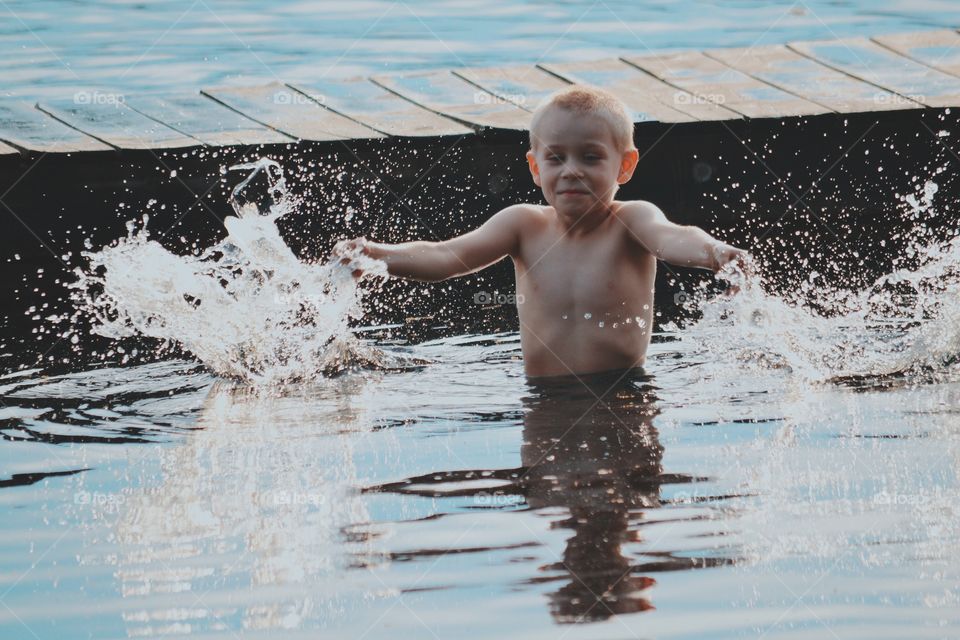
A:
[{"left": 334, "top": 86, "right": 748, "bottom": 378}]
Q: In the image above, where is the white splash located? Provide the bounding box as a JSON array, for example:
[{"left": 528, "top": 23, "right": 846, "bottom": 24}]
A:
[
  {"left": 70, "top": 158, "right": 388, "bottom": 385},
  {"left": 682, "top": 180, "right": 960, "bottom": 383}
]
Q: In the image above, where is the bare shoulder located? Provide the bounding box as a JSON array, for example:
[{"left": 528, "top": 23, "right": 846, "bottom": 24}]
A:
[
  {"left": 499, "top": 203, "right": 548, "bottom": 223},
  {"left": 615, "top": 200, "right": 670, "bottom": 255},
  {"left": 615, "top": 200, "right": 668, "bottom": 225},
  {"left": 493, "top": 202, "right": 550, "bottom": 234}
]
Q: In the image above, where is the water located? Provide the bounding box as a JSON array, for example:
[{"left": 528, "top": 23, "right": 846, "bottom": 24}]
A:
[
  {"left": 3, "top": 156, "right": 960, "bottom": 637},
  {"left": 67, "top": 158, "right": 394, "bottom": 384},
  {"left": 2, "top": 334, "right": 960, "bottom": 638},
  {"left": 3, "top": 0, "right": 960, "bottom": 100}
]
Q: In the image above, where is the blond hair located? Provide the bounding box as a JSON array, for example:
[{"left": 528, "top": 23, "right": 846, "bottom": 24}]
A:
[{"left": 529, "top": 86, "right": 636, "bottom": 153}]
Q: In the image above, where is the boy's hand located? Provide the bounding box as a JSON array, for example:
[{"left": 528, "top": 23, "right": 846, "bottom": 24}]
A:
[
  {"left": 711, "top": 242, "right": 752, "bottom": 274},
  {"left": 332, "top": 237, "right": 370, "bottom": 278},
  {"left": 711, "top": 242, "right": 754, "bottom": 296}
]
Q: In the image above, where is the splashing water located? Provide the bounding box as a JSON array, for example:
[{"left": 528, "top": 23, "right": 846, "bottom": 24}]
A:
[
  {"left": 682, "top": 181, "right": 960, "bottom": 383},
  {"left": 70, "top": 159, "right": 960, "bottom": 387},
  {"left": 70, "top": 158, "right": 388, "bottom": 385}
]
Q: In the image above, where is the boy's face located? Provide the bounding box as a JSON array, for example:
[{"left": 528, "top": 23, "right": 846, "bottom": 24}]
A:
[{"left": 526, "top": 106, "right": 638, "bottom": 218}]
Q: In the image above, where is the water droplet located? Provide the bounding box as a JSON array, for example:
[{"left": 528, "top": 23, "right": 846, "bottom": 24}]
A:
[
  {"left": 584, "top": 313, "right": 592, "bottom": 320},
  {"left": 561, "top": 314, "right": 568, "bottom": 320}
]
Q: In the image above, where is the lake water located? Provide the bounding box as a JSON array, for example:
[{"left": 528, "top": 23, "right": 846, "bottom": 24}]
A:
[
  {"left": 3, "top": 0, "right": 960, "bottom": 100},
  {"left": 4, "top": 2, "right": 960, "bottom": 639},
  {"left": 2, "top": 333, "right": 960, "bottom": 638}
]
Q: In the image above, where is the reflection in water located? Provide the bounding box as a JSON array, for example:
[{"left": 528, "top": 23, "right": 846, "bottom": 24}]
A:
[
  {"left": 366, "top": 367, "right": 730, "bottom": 625},
  {"left": 82, "top": 377, "right": 380, "bottom": 637},
  {"left": 522, "top": 369, "right": 664, "bottom": 622}
]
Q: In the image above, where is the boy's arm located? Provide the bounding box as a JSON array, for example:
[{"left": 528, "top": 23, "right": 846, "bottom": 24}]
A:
[
  {"left": 621, "top": 200, "right": 748, "bottom": 271},
  {"left": 333, "top": 204, "right": 532, "bottom": 282}
]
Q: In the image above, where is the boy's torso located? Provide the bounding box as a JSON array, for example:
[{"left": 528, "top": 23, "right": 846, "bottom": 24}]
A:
[{"left": 511, "top": 201, "right": 656, "bottom": 377}]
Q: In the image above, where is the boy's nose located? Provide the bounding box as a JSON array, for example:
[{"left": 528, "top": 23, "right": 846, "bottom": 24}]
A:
[{"left": 562, "top": 161, "right": 584, "bottom": 177}]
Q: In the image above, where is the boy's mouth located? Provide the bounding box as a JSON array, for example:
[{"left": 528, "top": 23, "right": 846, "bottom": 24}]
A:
[{"left": 558, "top": 189, "right": 589, "bottom": 196}]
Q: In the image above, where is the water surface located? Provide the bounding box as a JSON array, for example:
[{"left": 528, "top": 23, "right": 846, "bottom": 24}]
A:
[{"left": 3, "top": 0, "right": 960, "bottom": 100}]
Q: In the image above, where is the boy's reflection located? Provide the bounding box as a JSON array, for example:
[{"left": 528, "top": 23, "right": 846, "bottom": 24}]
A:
[{"left": 520, "top": 367, "right": 662, "bottom": 623}]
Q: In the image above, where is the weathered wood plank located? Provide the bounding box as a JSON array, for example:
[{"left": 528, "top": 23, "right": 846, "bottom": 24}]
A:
[
  {"left": 706, "top": 44, "right": 917, "bottom": 113},
  {"left": 126, "top": 93, "right": 293, "bottom": 147},
  {"left": 453, "top": 65, "right": 569, "bottom": 111},
  {"left": 539, "top": 58, "right": 731, "bottom": 123},
  {"left": 371, "top": 71, "right": 531, "bottom": 130},
  {"left": 872, "top": 29, "right": 960, "bottom": 78},
  {"left": 286, "top": 79, "right": 472, "bottom": 138},
  {"left": 202, "top": 82, "right": 383, "bottom": 142},
  {"left": 622, "top": 50, "right": 828, "bottom": 118},
  {"left": 789, "top": 37, "right": 960, "bottom": 109},
  {"left": 37, "top": 98, "right": 199, "bottom": 150},
  {"left": 0, "top": 102, "right": 113, "bottom": 153}
]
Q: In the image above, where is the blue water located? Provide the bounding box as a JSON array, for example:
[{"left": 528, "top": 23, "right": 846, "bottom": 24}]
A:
[
  {"left": 3, "top": 336, "right": 960, "bottom": 639},
  {"left": 2, "top": 0, "right": 960, "bottom": 100}
]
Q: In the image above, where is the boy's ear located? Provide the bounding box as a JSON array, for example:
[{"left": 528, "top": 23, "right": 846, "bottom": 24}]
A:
[
  {"left": 526, "top": 150, "right": 542, "bottom": 187},
  {"left": 618, "top": 149, "right": 640, "bottom": 184}
]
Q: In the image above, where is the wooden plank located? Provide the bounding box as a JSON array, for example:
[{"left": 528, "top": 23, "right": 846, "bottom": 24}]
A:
[
  {"left": 37, "top": 97, "right": 199, "bottom": 150},
  {"left": 125, "top": 93, "right": 293, "bottom": 147},
  {"left": 872, "top": 29, "right": 960, "bottom": 77},
  {"left": 788, "top": 37, "right": 960, "bottom": 109},
  {"left": 622, "top": 50, "right": 829, "bottom": 118},
  {"left": 0, "top": 141, "right": 18, "bottom": 155},
  {"left": 453, "top": 65, "right": 570, "bottom": 111},
  {"left": 539, "top": 58, "right": 733, "bottom": 123},
  {"left": 371, "top": 71, "right": 531, "bottom": 130},
  {"left": 202, "top": 82, "right": 383, "bottom": 142},
  {"left": 0, "top": 102, "right": 113, "bottom": 153},
  {"left": 286, "top": 78, "right": 472, "bottom": 138},
  {"left": 706, "top": 44, "right": 917, "bottom": 113}
]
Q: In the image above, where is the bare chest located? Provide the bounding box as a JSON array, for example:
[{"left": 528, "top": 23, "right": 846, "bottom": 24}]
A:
[{"left": 515, "top": 223, "right": 653, "bottom": 316}]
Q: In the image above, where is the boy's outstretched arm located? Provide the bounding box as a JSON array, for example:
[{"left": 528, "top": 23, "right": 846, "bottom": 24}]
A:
[
  {"left": 332, "top": 204, "right": 531, "bottom": 282},
  {"left": 621, "top": 200, "right": 749, "bottom": 272}
]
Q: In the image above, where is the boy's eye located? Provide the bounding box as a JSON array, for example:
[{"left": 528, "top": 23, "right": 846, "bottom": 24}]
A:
[
  {"left": 546, "top": 155, "right": 561, "bottom": 163},
  {"left": 584, "top": 154, "right": 600, "bottom": 161}
]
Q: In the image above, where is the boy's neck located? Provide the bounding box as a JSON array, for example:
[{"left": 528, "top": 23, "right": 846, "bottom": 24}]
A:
[{"left": 555, "top": 200, "right": 618, "bottom": 236}]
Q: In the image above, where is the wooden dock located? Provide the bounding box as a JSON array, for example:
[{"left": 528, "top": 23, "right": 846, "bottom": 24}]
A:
[{"left": 2, "top": 29, "right": 960, "bottom": 154}]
